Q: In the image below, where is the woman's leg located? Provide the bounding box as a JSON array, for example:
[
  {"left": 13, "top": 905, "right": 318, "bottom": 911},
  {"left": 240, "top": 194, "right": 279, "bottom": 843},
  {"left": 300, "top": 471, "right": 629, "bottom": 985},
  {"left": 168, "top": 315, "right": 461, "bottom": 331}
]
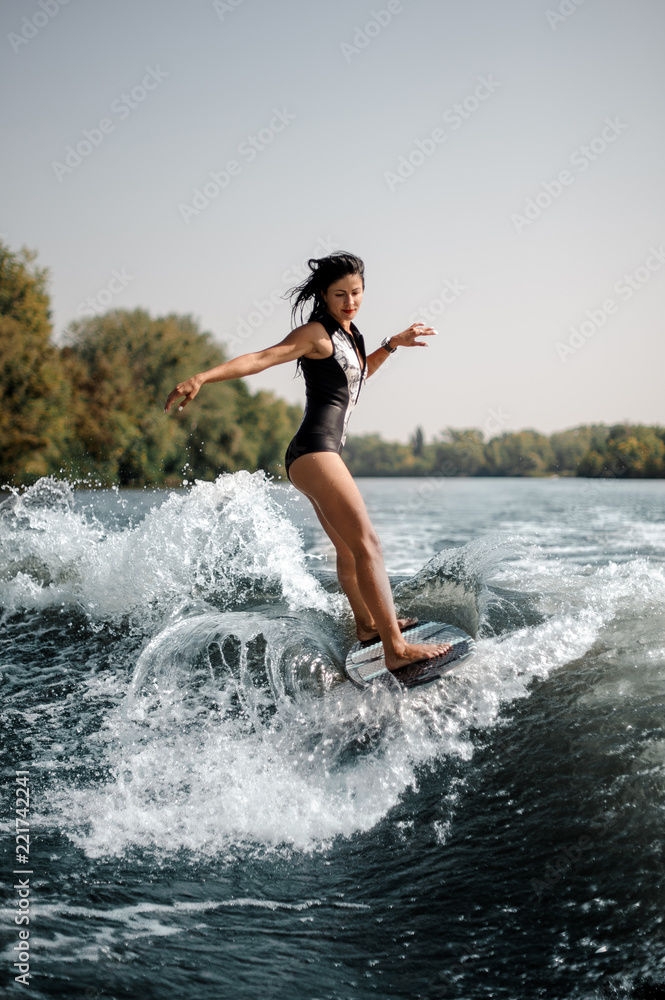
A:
[
  {"left": 288, "top": 451, "right": 451, "bottom": 670},
  {"left": 307, "top": 501, "right": 376, "bottom": 638},
  {"left": 308, "top": 499, "right": 417, "bottom": 642}
]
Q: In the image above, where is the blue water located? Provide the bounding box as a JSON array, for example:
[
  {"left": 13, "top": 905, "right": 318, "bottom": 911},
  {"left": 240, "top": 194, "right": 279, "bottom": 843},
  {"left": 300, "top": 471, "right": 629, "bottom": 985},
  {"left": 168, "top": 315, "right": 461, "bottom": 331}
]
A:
[{"left": 1, "top": 474, "right": 665, "bottom": 999}]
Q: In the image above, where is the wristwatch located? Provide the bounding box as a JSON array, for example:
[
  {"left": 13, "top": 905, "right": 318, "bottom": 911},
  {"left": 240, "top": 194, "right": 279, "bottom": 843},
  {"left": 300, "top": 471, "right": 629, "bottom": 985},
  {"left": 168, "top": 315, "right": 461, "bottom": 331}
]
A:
[{"left": 381, "top": 337, "right": 397, "bottom": 353}]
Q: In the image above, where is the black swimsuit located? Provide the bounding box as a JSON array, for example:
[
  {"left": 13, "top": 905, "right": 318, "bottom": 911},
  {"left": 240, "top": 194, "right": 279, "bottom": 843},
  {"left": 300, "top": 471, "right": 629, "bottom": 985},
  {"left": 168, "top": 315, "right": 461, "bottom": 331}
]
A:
[{"left": 285, "top": 311, "right": 367, "bottom": 481}]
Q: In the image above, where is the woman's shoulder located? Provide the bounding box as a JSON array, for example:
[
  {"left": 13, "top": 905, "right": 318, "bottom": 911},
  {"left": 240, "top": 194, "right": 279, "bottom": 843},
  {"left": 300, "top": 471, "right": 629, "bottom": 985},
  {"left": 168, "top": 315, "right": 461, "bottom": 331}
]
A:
[{"left": 290, "top": 317, "right": 331, "bottom": 342}]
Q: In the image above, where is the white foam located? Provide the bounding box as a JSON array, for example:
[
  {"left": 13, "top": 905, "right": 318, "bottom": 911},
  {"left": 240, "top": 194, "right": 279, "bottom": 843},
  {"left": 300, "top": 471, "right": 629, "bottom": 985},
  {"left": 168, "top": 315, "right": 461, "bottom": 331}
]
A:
[
  {"left": 0, "top": 473, "right": 329, "bottom": 618},
  {"left": 44, "top": 583, "right": 608, "bottom": 860},
  {"left": 9, "top": 478, "right": 664, "bottom": 861},
  {"left": 0, "top": 895, "right": 370, "bottom": 963}
]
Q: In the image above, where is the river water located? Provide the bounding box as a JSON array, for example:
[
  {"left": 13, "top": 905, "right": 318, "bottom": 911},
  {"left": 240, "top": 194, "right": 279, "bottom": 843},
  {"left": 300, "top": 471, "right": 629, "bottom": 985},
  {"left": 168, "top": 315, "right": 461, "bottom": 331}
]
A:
[{"left": 1, "top": 474, "right": 664, "bottom": 999}]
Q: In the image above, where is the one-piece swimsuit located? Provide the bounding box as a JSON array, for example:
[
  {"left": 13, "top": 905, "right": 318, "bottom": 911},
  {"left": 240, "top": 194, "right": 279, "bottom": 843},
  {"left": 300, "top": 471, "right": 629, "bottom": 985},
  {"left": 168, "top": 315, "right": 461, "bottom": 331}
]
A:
[{"left": 284, "top": 311, "right": 367, "bottom": 481}]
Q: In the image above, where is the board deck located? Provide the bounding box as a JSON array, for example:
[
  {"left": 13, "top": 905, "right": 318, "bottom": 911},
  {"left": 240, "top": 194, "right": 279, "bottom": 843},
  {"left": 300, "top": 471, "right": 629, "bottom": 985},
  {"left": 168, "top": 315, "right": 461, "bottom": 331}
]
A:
[{"left": 345, "top": 620, "right": 475, "bottom": 689}]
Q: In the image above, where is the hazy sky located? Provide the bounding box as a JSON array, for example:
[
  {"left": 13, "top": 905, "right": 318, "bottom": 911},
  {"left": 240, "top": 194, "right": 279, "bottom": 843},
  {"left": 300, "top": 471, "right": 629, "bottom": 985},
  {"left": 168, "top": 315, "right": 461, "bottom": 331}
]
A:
[{"left": 2, "top": 0, "right": 663, "bottom": 441}]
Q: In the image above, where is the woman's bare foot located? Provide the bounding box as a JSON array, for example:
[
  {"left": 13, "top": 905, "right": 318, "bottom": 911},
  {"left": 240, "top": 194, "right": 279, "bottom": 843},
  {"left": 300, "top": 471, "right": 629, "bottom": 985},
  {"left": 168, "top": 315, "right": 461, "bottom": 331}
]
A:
[
  {"left": 357, "top": 617, "right": 417, "bottom": 644},
  {"left": 384, "top": 640, "right": 453, "bottom": 672}
]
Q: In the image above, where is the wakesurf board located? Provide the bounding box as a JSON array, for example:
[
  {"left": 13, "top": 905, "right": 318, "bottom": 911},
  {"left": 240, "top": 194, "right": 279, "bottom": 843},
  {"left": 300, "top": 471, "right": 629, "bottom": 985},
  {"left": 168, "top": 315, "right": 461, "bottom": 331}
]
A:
[{"left": 345, "top": 620, "right": 475, "bottom": 690}]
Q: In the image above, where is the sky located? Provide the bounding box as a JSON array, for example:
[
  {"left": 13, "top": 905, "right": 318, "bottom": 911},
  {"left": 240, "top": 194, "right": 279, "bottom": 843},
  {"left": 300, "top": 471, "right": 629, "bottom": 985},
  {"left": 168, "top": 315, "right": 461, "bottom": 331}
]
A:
[{"left": 1, "top": 0, "right": 663, "bottom": 442}]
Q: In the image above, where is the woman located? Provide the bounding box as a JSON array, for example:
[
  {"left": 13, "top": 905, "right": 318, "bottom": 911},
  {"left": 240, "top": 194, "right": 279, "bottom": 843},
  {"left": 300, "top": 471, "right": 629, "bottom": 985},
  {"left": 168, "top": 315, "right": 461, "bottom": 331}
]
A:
[{"left": 164, "top": 252, "right": 451, "bottom": 671}]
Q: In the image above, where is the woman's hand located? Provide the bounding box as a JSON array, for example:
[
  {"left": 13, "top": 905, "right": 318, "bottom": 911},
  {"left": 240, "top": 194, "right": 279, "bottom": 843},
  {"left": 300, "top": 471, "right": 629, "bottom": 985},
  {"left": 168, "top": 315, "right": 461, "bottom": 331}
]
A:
[
  {"left": 366, "top": 322, "right": 438, "bottom": 377},
  {"left": 164, "top": 375, "right": 203, "bottom": 414},
  {"left": 390, "top": 322, "right": 437, "bottom": 348}
]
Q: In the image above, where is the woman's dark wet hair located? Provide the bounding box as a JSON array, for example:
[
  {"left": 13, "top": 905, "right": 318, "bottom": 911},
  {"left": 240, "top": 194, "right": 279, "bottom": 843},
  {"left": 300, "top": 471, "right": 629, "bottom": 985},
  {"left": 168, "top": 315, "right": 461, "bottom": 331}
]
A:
[{"left": 287, "top": 251, "right": 365, "bottom": 327}]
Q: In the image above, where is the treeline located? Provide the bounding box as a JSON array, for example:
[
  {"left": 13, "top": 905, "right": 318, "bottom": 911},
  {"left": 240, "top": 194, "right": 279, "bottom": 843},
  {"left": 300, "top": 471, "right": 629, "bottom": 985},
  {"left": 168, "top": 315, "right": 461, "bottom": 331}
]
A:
[
  {"left": 2, "top": 242, "right": 663, "bottom": 486},
  {"left": 343, "top": 424, "right": 665, "bottom": 478},
  {"left": 0, "top": 243, "right": 301, "bottom": 486}
]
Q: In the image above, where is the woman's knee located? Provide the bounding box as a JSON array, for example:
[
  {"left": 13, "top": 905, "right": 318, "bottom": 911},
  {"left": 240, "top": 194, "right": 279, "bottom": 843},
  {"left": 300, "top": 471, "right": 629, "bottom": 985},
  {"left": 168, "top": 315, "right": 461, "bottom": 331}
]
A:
[
  {"left": 334, "top": 543, "right": 356, "bottom": 574},
  {"left": 348, "top": 527, "right": 382, "bottom": 563}
]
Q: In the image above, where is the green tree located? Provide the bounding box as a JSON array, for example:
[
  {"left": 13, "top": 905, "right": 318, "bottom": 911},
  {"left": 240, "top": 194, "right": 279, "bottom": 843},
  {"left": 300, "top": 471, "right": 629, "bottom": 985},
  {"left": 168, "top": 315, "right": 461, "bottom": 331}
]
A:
[
  {"left": 410, "top": 425, "right": 425, "bottom": 457},
  {"left": 550, "top": 425, "right": 608, "bottom": 474},
  {"left": 0, "top": 243, "right": 69, "bottom": 482},
  {"left": 4, "top": 244, "right": 665, "bottom": 488},
  {"left": 234, "top": 388, "right": 302, "bottom": 477},
  {"left": 62, "top": 308, "right": 301, "bottom": 485},
  {"left": 612, "top": 425, "right": 665, "bottom": 477},
  {"left": 484, "top": 430, "right": 555, "bottom": 476},
  {"left": 343, "top": 434, "right": 417, "bottom": 476},
  {"left": 434, "top": 428, "right": 486, "bottom": 476},
  {"left": 578, "top": 424, "right": 665, "bottom": 478}
]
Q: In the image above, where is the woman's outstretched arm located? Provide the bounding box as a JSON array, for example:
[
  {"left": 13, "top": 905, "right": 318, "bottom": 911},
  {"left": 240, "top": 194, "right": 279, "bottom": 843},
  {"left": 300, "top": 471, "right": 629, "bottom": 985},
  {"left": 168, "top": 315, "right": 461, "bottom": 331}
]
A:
[
  {"left": 365, "top": 322, "right": 437, "bottom": 378},
  {"left": 164, "top": 324, "right": 320, "bottom": 413}
]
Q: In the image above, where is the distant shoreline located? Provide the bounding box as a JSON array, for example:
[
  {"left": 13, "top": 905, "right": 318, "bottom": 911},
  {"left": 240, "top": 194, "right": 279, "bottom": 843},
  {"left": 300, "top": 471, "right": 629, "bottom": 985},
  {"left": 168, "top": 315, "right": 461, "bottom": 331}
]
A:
[{"left": 341, "top": 425, "right": 665, "bottom": 480}]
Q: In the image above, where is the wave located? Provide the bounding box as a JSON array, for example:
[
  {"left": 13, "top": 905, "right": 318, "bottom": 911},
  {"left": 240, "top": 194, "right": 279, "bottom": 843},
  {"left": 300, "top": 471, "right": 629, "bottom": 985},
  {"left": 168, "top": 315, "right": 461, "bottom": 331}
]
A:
[
  {"left": 128, "top": 608, "right": 345, "bottom": 724},
  {"left": 0, "top": 473, "right": 331, "bottom": 620},
  {"left": 7, "top": 475, "right": 665, "bottom": 862}
]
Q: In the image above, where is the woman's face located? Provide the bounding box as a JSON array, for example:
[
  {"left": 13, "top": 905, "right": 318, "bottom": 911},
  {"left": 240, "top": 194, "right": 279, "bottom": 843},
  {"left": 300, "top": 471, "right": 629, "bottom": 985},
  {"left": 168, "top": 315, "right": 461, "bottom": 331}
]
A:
[{"left": 321, "top": 272, "right": 364, "bottom": 327}]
